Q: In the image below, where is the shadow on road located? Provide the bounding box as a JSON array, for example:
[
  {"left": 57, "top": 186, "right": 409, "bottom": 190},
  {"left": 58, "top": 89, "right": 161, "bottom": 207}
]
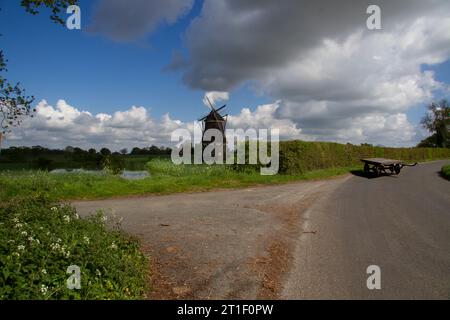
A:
[
  {"left": 437, "top": 171, "right": 450, "bottom": 181},
  {"left": 350, "top": 170, "right": 398, "bottom": 179}
]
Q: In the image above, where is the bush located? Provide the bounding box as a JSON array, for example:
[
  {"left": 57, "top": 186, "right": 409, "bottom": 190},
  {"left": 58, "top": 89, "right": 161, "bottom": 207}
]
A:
[
  {"left": 101, "top": 155, "right": 125, "bottom": 175},
  {"left": 0, "top": 195, "right": 148, "bottom": 299},
  {"left": 441, "top": 165, "right": 450, "bottom": 180},
  {"left": 278, "top": 140, "right": 450, "bottom": 174}
]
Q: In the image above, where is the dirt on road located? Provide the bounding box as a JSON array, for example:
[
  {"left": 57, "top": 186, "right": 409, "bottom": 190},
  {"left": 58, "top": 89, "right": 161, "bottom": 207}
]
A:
[{"left": 73, "top": 176, "right": 348, "bottom": 299}]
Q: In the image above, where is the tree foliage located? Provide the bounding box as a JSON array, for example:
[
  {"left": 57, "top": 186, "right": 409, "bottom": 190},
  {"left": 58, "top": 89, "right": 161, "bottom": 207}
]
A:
[
  {"left": 20, "top": 0, "right": 78, "bottom": 25},
  {"left": 418, "top": 100, "right": 450, "bottom": 148},
  {"left": 0, "top": 50, "right": 35, "bottom": 135}
]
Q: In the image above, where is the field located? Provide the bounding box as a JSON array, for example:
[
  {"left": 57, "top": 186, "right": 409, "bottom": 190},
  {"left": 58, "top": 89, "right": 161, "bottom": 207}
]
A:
[{"left": 0, "top": 163, "right": 358, "bottom": 201}]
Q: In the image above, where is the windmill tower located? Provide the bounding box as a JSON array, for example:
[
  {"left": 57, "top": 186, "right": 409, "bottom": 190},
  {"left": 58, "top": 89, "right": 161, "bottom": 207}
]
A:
[{"left": 198, "top": 97, "right": 228, "bottom": 159}]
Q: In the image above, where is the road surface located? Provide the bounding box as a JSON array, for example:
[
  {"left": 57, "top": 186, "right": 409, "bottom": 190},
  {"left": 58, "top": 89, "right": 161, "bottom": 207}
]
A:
[{"left": 74, "top": 160, "right": 450, "bottom": 299}]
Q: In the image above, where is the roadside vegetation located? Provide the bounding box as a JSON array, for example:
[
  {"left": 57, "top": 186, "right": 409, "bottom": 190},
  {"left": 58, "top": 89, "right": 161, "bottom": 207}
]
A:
[
  {"left": 0, "top": 194, "right": 148, "bottom": 299},
  {"left": 441, "top": 164, "right": 450, "bottom": 180},
  {"left": 1, "top": 141, "right": 449, "bottom": 300},
  {"left": 0, "top": 165, "right": 357, "bottom": 201},
  {"left": 1, "top": 141, "right": 449, "bottom": 200}
]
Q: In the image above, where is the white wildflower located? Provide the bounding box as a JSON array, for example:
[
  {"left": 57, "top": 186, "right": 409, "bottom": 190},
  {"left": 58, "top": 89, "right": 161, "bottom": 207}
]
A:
[
  {"left": 74, "top": 213, "right": 80, "bottom": 219},
  {"left": 21, "top": 231, "right": 28, "bottom": 236},
  {"left": 110, "top": 242, "right": 117, "bottom": 250},
  {"left": 41, "top": 269, "right": 47, "bottom": 275},
  {"left": 50, "top": 243, "right": 60, "bottom": 251},
  {"left": 83, "top": 236, "right": 90, "bottom": 244},
  {"left": 40, "top": 285, "right": 48, "bottom": 294},
  {"left": 56, "top": 238, "right": 62, "bottom": 243},
  {"left": 28, "top": 236, "right": 34, "bottom": 242},
  {"left": 50, "top": 207, "right": 58, "bottom": 212},
  {"left": 15, "top": 223, "right": 23, "bottom": 229},
  {"left": 12, "top": 217, "right": 19, "bottom": 223},
  {"left": 96, "top": 269, "right": 101, "bottom": 277},
  {"left": 17, "top": 245, "right": 25, "bottom": 251},
  {"left": 63, "top": 215, "right": 71, "bottom": 223},
  {"left": 13, "top": 252, "right": 20, "bottom": 257}
]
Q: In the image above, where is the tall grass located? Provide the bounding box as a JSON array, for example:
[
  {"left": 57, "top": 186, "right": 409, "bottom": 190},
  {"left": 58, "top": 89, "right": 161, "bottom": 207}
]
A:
[{"left": 147, "top": 158, "right": 234, "bottom": 177}]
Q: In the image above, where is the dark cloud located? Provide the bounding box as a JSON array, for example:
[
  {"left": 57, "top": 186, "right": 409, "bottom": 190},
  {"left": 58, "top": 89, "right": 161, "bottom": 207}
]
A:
[
  {"left": 89, "top": 0, "right": 194, "bottom": 42},
  {"left": 169, "top": 0, "right": 450, "bottom": 145},
  {"left": 178, "top": 0, "right": 442, "bottom": 91}
]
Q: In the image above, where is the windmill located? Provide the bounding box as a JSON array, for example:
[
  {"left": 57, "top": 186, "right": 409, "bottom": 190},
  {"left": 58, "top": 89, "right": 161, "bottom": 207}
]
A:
[{"left": 198, "top": 97, "right": 228, "bottom": 157}]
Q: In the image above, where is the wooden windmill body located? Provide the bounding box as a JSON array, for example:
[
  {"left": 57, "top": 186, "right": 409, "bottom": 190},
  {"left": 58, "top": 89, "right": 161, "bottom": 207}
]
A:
[{"left": 198, "top": 97, "right": 228, "bottom": 159}]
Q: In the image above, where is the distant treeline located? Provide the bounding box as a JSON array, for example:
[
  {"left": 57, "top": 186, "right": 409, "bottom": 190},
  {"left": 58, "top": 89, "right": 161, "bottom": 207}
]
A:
[
  {"left": 0, "top": 145, "right": 172, "bottom": 171},
  {"left": 0, "top": 145, "right": 171, "bottom": 159}
]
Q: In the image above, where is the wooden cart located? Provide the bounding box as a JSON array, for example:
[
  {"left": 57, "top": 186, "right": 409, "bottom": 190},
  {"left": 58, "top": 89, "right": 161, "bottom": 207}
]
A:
[{"left": 361, "top": 158, "right": 417, "bottom": 177}]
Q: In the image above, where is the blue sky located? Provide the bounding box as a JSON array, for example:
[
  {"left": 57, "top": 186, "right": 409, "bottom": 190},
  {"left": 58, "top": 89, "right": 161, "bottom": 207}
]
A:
[
  {"left": 1, "top": 0, "right": 449, "bottom": 149},
  {"left": 0, "top": 0, "right": 268, "bottom": 120}
]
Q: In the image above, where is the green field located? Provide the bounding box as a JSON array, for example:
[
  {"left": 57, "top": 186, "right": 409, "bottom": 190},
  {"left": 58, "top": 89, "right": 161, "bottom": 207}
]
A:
[{"left": 0, "top": 163, "right": 359, "bottom": 201}]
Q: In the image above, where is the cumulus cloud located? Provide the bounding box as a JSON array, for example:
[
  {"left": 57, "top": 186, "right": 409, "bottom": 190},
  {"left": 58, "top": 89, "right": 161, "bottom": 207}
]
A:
[
  {"left": 227, "top": 102, "right": 304, "bottom": 140},
  {"left": 202, "top": 91, "right": 229, "bottom": 109},
  {"left": 3, "top": 99, "right": 419, "bottom": 149},
  {"left": 171, "top": 0, "right": 450, "bottom": 145},
  {"left": 4, "top": 100, "right": 185, "bottom": 151},
  {"left": 89, "top": 0, "right": 194, "bottom": 42}
]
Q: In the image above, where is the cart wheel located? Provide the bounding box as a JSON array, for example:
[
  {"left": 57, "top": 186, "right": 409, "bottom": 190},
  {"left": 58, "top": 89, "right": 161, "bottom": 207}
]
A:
[
  {"left": 373, "top": 165, "right": 381, "bottom": 177},
  {"left": 364, "top": 163, "right": 370, "bottom": 175},
  {"left": 394, "top": 164, "right": 401, "bottom": 175}
]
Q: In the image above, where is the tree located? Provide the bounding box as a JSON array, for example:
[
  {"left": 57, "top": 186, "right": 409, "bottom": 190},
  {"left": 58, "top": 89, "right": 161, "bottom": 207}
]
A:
[
  {"left": 418, "top": 99, "right": 450, "bottom": 148},
  {"left": 131, "top": 147, "right": 142, "bottom": 155},
  {"left": 100, "top": 148, "right": 111, "bottom": 156},
  {"left": 120, "top": 148, "right": 128, "bottom": 155},
  {"left": 0, "top": 1, "right": 78, "bottom": 152}
]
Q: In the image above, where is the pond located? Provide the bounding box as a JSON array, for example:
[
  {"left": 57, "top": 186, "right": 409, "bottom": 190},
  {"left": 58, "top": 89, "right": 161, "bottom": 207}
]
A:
[{"left": 49, "top": 168, "right": 150, "bottom": 180}]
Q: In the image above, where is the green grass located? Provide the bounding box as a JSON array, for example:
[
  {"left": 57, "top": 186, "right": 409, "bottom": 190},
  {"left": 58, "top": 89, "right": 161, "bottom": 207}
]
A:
[
  {"left": 441, "top": 165, "right": 450, "bottom": 180},
  {"left": 0, "top": 195, "right": 148, "bottom": 299},
  {"left": 0, "top": 162, "right": 360, "bottom": 201}
]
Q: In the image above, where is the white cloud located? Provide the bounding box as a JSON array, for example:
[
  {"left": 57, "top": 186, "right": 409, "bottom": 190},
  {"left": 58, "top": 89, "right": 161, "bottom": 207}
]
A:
[
  {"left": 2, "top": 98, "right": 419, "bottom": 149},
  {"left": 202, "top": 91, "right": 229, "bottom": 109},
  {"left": 173, "top": 0, "right": 450, "bottom": 146},
  {"left": 227, "top": 102, "right": 304, "bottom": 140},
  {"left": 4, "top": 100, "right": 185, "bottom": 151}
]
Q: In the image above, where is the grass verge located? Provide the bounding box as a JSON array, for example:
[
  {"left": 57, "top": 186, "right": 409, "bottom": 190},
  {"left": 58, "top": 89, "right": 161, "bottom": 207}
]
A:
[
  {"left": 0, "top": 195, "right": 149, "bottom": 299},
  {"left": 0, "top": 165, "right": 359, "bottom": 201},
  {"left": 441, "top": 165, "right": 450, "bottom": 180}
]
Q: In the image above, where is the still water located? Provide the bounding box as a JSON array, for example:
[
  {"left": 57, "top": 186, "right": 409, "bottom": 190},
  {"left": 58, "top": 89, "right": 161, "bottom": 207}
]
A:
[{"left": 49, "top": 168, "right": 150, "bottom": 180}]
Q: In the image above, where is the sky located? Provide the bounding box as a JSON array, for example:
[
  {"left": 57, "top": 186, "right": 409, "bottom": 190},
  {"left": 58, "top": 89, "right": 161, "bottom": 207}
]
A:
[{"left": 1, "top": 0, "right": 449, "bottom": 150}]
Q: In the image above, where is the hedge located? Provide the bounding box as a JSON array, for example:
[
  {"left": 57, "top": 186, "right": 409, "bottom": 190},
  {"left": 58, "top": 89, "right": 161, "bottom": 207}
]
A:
[{"left": 278, "top": 140, "right": 450, "bottom": 174}]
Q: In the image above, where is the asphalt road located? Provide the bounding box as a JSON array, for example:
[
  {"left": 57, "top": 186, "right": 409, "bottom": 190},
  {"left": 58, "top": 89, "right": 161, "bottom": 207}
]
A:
[
  {"left": 74, "top": 160, "right": 450, "bottom": 299},
  {"left": 283, "top": 160, "right": 450, "bottom": 299}
]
